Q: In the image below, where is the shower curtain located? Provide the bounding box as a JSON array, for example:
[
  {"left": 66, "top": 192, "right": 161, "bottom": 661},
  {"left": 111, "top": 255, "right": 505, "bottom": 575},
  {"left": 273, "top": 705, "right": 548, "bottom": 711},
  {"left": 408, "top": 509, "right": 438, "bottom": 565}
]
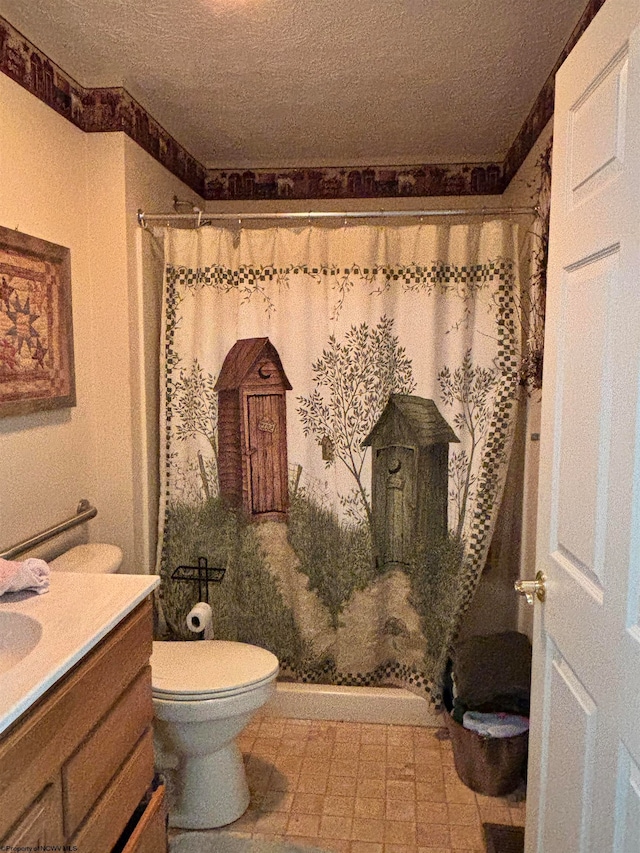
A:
[{"left": 157, "top": 218, "right": 524, "bottom": 704}]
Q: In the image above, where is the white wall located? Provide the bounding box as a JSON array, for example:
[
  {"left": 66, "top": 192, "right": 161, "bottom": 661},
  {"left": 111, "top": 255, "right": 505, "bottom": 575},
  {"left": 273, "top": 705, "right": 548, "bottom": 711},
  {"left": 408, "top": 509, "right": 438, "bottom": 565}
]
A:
[{"left": 0, "top": 73, "right": 196, "bottom": 572}]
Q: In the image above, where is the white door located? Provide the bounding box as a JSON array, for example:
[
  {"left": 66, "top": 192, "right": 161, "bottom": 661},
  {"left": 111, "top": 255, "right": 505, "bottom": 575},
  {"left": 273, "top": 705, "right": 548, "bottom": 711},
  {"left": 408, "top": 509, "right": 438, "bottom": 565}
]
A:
[{"left": 527, "top": 1, "right": 640, "bottom": 851}]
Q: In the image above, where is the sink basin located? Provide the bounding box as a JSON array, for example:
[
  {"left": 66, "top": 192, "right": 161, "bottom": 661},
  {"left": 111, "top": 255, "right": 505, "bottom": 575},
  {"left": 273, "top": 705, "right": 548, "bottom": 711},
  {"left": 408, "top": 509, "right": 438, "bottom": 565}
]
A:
[{"left": 0, "top": 612, "right": 42, "bottom": 674}]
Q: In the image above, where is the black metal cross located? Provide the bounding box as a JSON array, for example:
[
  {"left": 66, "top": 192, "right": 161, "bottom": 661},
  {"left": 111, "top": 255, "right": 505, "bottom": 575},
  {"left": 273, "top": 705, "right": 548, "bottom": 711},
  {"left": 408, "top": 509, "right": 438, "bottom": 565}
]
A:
[{"left": 171, "top": 557, "right": 226, "bottom": 603}]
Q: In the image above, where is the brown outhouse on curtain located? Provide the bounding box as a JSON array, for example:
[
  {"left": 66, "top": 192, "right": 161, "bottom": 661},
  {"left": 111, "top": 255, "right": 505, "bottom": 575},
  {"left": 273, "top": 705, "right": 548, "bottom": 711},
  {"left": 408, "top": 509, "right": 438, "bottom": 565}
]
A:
[{"left": 215, "top": 337, "right": 292, "bottom": 521}]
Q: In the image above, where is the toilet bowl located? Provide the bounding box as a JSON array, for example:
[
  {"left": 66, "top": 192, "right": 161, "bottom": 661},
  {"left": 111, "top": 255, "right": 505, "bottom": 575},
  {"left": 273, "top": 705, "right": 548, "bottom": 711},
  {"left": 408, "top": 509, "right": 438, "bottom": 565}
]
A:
[
  {"left": 152, "top": 639, "right": 279, "bottom": 828},
  {"left": 49, "top": 543, "right": 280, "bottom": 829}
]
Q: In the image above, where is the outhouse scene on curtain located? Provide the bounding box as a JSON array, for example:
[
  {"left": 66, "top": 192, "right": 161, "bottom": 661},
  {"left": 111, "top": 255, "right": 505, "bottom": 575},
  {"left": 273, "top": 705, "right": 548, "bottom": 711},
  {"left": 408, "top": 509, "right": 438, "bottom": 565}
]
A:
[{"left": 157, "top": 220, "right": 525, "bottom": 704}]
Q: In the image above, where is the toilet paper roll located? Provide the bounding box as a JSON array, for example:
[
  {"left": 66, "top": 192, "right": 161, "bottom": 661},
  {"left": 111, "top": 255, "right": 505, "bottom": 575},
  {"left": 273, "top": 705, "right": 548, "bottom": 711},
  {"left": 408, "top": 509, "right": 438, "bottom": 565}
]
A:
[{"left": 186, "top": 602, "right": 213, "bottom": 639}]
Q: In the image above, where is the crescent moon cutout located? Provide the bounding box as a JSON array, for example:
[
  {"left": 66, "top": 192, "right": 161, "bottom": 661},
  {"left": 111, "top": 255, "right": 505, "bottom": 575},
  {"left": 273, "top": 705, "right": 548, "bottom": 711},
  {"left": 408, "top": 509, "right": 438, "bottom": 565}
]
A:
[
  {"left": 388, "top": 460, "right": 402, "bottom": 474},
  {"left": 258, "top": 366, "right": 272, "bottom": 379}
]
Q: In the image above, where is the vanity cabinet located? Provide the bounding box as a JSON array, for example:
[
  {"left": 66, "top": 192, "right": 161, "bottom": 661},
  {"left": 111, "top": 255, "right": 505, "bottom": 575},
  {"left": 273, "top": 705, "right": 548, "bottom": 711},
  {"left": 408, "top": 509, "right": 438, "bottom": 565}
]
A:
[{"left": 0, "top": 598, "right": 166, "bottom": 853}]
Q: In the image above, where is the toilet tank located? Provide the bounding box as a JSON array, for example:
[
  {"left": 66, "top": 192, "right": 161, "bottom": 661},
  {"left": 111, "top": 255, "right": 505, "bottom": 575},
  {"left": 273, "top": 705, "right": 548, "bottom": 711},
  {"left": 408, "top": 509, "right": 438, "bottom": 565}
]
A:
[{"left": 49, "top": 543, "right": 123, "bottom": 574}]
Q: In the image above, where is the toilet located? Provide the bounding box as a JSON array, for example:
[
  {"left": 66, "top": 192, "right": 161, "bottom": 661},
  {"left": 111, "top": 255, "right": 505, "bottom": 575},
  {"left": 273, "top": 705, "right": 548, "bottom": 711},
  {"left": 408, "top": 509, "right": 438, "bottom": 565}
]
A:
[
  {"left": 152, "top": 639, "right": 278, "bottom": 828},
  {"left": 49, "top": 544, "right": 280, "bottom": 829}
]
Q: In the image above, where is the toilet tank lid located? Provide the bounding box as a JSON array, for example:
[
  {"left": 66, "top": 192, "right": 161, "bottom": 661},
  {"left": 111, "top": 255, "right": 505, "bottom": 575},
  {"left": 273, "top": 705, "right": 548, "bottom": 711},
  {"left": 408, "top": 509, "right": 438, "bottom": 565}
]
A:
[
  {"left": 151, "top": 640, "right": 279, "bottom": 695},
  {"left": 50, "top": 543, "right": 123, "bottom": 573}
]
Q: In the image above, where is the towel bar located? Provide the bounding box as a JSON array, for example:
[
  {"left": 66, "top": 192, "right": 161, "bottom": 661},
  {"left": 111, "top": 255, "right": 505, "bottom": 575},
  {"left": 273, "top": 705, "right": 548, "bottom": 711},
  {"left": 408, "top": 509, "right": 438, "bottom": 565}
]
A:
[{"left": 0, "top": 500, "right": 98, "bottom": 561}]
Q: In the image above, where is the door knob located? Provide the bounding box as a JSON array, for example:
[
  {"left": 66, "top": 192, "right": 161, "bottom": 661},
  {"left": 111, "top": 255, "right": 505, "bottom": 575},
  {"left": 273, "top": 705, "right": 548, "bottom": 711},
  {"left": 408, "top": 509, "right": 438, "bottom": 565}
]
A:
[{"left": 515, "top": 570, "right": 546, "bottom": 605}]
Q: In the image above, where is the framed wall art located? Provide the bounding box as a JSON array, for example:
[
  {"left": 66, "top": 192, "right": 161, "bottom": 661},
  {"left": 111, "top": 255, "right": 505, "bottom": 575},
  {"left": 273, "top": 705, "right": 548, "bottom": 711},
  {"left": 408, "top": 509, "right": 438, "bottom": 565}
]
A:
[{"left": 0, "top": 225, "right": 76, "bottom": 417}]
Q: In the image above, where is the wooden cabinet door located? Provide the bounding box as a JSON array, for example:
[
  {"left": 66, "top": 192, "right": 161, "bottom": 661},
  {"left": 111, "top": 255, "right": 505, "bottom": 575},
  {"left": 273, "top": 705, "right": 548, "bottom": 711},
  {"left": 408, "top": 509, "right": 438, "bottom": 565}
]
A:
[{"left": 3, "top": 779, "right": 63, "bottom": 847}]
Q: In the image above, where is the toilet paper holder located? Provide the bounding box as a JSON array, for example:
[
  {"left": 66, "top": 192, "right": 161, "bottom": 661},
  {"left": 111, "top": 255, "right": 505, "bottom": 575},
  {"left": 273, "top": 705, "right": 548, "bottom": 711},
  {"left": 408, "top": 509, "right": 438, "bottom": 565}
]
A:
[{"left": 171, "top": 556, "right": 226, "bottom": 603}]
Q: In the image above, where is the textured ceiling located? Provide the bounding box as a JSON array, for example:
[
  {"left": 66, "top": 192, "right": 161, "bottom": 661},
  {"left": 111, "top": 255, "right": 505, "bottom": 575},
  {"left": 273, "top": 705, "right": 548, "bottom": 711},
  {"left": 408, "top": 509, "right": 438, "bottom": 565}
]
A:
[{"left": 0, "top": 0, "right": 589, "bottom": 169}]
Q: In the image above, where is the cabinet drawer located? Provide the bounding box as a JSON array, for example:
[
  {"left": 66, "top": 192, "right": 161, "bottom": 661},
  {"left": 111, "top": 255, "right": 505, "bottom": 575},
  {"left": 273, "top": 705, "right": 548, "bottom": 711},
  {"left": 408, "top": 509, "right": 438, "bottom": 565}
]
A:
[
  {"left": 63, "top": 666, "right": 153, "bottom": 837},
  {"left": 121, "top": 784, "right": 167, "bottom": 853},
  {"left": 71, "top": 728, "right": 154, "bottom": 853}
]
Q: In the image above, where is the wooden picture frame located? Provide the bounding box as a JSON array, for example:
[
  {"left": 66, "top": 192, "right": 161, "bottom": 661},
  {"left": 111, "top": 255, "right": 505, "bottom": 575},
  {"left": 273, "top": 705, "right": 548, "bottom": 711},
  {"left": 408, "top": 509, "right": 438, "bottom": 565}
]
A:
[{"left": 0, "top": 226, "right": 76, "bottom": 416}]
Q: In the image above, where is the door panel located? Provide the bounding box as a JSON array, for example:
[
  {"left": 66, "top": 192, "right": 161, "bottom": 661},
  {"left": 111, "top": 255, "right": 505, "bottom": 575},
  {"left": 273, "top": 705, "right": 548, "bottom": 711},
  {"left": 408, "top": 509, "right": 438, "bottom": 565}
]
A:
[
  {"left": 569, "top": 49, "right": 627, "bottom": 206},
  {"left": 615, "top": 748, "right": 640, "bottom": 853},
  {"left": 540, "top": 650, "right": 597, "bottom": 853},
  {"left": 556, "top": 250, "right": 618, "bottom": 589}
]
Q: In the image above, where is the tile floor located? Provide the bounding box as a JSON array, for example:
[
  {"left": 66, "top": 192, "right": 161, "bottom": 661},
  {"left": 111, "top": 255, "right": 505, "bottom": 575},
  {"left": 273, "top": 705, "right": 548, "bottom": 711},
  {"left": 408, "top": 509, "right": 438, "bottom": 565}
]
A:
[{"left": 193, "top": 714, "right": 526, "bottom": 853}]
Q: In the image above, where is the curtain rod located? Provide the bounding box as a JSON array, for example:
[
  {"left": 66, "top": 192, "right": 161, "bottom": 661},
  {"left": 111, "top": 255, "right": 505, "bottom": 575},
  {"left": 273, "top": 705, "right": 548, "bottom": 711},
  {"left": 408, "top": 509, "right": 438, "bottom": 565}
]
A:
[{"left": 137, "top": 206, "right": 537, "bottom": 228}]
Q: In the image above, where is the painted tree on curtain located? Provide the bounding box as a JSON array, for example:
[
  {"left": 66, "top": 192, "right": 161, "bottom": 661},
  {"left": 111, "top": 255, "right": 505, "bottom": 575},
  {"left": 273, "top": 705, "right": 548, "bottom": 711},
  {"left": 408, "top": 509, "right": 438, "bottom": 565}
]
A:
[
  {"left": 438, "top": 351, "right": 500, "bottom": 539},
  {"left": 172, "top": 359, "right": 219, "bottom": 500},
  {"left": 297, "top": 316, "right": 416, "bottom": 527},
  {"left": 158, "top": 222, "right": 523, "bottom": 705}
]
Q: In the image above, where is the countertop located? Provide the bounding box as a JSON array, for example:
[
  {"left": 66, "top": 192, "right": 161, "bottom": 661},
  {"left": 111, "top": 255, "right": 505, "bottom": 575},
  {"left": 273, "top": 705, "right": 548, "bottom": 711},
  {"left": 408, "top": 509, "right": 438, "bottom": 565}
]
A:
[{"left": 0, "top": 571, "right": 159, "bottom": 736}]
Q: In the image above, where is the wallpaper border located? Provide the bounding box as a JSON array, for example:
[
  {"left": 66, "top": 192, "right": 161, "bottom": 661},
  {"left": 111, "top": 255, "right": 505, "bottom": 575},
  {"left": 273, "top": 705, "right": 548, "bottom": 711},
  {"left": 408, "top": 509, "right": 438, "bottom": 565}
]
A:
[{"left": 0, "top": 0, "right": 606, "bottom": 201}]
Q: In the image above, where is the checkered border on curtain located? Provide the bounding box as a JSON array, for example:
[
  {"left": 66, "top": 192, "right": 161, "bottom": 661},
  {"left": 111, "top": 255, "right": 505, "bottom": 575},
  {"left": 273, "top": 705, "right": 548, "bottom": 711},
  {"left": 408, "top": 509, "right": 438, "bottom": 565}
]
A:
[
  {"left": 279, "top": 658, "right": 437, "bottom": 703},
  {"left": 166, "top": 259, "right": 514, "bottom": 296},
  {"left": 454, "top": 271, "right": 520, "bottom": 620},
  {"left": 160, "top": 269, "right": 182, "bottom": 575}
]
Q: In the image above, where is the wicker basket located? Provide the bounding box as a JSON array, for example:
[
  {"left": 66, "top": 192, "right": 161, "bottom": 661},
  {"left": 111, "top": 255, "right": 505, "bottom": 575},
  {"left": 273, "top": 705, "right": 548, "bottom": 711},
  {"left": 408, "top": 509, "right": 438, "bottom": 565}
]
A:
[{"left": 444, "top": 712, "right": 528, "bottom": 796}]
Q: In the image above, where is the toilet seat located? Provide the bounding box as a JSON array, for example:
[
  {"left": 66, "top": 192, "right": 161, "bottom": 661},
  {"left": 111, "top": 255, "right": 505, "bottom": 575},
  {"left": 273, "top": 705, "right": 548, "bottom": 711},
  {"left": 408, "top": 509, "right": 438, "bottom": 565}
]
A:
[{"left": 151, "top": 640, "right": 279, "bottom": 701}]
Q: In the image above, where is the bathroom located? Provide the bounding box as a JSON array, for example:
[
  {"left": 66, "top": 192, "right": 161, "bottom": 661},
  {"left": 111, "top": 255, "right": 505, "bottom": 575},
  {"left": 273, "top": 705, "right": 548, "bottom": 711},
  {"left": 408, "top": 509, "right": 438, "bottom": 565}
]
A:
[{"left": 0, "top": 0, "right": 630, "bottom": 851}]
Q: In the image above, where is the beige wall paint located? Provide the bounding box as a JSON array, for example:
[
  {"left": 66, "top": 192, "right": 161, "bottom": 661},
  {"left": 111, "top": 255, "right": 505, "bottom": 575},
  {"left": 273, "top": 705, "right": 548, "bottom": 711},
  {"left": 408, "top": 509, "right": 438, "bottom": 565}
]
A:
[
  {"left": 204, "top": 194, "right": 508, "bottom": 216},
  {"left": 123, "top": 137, "right": 203, "bottom": 571},
  {"left": 0, "top": 73, "right": 96, "bottom": 550},
  {"left": 0, "top": 73, "right": 193, "bottom": 572},
  {"left": 84, "top": 134, "right": 133, "bottom": 564}
]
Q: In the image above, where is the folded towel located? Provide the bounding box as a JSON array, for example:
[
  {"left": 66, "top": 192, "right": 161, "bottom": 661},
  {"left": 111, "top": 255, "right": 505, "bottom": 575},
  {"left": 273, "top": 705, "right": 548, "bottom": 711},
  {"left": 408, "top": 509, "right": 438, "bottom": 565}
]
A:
[
  {"left": 462, "top": 710, "right": 530, "bottom": 738},
  {"left": 0, "top": 557, "right": 50, "bottom": 596}
]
